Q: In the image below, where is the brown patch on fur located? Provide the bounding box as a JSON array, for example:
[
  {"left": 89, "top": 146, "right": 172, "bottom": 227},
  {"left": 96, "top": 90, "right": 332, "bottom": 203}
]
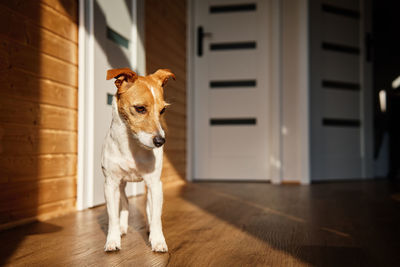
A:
[
  {"left": 106, "top": 68, "right": 138, "bottom": 94},
  {"left": 151, "top": 69, "right": 176, "bottom": 86}
]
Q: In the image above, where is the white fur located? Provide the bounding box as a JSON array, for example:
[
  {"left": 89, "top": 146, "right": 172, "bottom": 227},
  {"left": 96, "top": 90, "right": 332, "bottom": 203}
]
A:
[
  {"left": 158, "top": 125, "right": 165, "bottom": 138},
  {"left": 137, "top": 131, "right": 156, "bottom": 149},
  {"left": 150, "top": 86, "right": 156, "bottom": 98},
  {"left": 150, "top": 86, "right": 165, "bottom": 138},
  {"left": 102, "top": 97, "right": 167, "bottom": 252}
]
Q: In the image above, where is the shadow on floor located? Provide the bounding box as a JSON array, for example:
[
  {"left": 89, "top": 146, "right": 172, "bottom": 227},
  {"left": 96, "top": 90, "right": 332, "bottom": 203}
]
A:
[
  {"left": 0, "top": 222, "right": 62, "bottom": 266},
  {"left": 96, "top": 195, "right": 150, "bottom": 248},
  {"left": 178, "top": 180, "right": 399, "bottom": 266}
]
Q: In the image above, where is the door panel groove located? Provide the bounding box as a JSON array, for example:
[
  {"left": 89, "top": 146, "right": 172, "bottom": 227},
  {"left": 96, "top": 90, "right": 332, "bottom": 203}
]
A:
[
  {"left": 210, "top": 80, "right": 256, "bottom": 88},
  {"left": 106, "top": 26, "right": 129, "bottom": 49},
  {"left": 322, "top": 80, "right": 360, "bottom": 91},
  {"left": 210, "top": 118, "right": 257, "bottom": 126},
  {"left": 209, "top": 3, "right": 256, "bottom": 14},
  {"left": 322, "top": 42, "right": 360, "bottom": 55},
  {"left": 322, "top": 4, "right": 360, "bottom": 19},
  {"left": 322, "top": 118, "right": 361, "bottom": 127},
  {"left": 210, "top": 41, "right": 256, "bottom": 51}
]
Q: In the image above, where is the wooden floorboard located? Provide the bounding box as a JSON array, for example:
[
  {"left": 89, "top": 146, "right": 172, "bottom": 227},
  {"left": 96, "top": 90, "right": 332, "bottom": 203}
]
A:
[{"left": 0, "top": 180, "right": 399, "bottom": 266}]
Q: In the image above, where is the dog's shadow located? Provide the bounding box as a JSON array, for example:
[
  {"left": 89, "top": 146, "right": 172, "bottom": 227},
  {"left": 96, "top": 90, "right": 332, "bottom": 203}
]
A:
[{"left": 96, "top": 196, "right": 150, "bottom": 246}]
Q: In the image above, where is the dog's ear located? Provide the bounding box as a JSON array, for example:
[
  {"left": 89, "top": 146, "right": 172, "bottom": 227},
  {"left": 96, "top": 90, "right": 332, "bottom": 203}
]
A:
[
  {"left": 106, "top": 68, "right": 137, "bottom": 93},
  {"left": 152, "top": 69, "right": 176, "bottom": 87}
]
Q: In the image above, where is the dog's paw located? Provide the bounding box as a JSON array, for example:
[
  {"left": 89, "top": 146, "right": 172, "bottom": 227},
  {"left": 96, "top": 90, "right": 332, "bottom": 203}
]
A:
[
  {"left": 149, "top": 232, "right": 168, "bottom": 252},
  {"left": 120, "top": 210, "right": 129, "bottom": 236},
  {"left": 120, "top": 224, "right": 128, "bottom": 236},
  {"left": 151, "top": 240, "right": 168, "bottom": 252},
  {"left": 104, "top": 236, "right": 121, "bottom": 252}
]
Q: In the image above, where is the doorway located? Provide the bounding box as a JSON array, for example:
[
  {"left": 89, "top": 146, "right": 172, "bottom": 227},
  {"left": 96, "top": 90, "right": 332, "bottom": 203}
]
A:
[
  {"left": 192, "top": 0, "right": 276, "bottom": 181},
  {"left": 77, "top": 0, "right": 146, "bottom": 209}
]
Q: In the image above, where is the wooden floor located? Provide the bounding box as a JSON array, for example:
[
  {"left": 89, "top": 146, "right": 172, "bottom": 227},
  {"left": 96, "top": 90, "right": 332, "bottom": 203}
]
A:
[{"left": 1, "top": 180, "right": 399, "bottom": 266}]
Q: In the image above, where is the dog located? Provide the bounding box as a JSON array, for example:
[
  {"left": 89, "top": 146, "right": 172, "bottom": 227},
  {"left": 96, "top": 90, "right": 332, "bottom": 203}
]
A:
[{"left": 102, "top": 67, "right": 175, "bottom": 252}]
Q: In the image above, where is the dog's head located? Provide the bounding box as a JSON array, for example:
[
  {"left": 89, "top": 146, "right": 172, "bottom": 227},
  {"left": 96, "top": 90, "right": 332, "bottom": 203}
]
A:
[{"left": 107, "top": 68, "right": 175, "bottom": 149}]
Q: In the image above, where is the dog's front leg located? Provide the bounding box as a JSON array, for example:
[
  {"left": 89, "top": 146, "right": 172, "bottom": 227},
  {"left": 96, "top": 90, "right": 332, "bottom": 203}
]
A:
[
  {"left": 119, "top": 181, "right": 129, "bottom": 235},
  {"left": 146, "top": 188, "right": 152, "bottom": 231},
  {"left": 104, "top": 178, "right": 121, "bottom": 251},
  {"left": 146, "top": 179, "right": 168, "bottom": 252}
]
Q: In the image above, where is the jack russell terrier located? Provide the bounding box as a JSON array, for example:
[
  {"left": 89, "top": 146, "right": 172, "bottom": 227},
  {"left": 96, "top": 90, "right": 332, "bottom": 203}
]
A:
[{"left": 102, "top": 68, "right": 175, "bottom": 252}]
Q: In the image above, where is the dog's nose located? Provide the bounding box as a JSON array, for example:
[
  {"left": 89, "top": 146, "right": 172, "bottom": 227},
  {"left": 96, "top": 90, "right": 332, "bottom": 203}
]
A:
[{"left": 153, "top": 136, "right": 165, "bottom": 147}]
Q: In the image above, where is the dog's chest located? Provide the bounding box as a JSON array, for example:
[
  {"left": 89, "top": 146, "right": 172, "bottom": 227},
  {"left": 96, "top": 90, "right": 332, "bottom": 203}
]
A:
[
  {"left": 117, "top": 158, "right": 143, "bottom": 182},
  {"left": 114, "top": 147, "right": 162, "bottom": 182}
]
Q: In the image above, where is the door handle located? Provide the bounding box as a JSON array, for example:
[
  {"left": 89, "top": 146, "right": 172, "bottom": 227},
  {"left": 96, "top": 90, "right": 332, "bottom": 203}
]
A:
[{"left": 197, "top": 26, "right": 212, "bottom": 57}]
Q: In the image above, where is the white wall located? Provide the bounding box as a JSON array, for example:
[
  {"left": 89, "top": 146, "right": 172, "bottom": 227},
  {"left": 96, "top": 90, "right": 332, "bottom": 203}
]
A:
[{"left": 281, "top": 0, "right": 310, "bottom": 184}]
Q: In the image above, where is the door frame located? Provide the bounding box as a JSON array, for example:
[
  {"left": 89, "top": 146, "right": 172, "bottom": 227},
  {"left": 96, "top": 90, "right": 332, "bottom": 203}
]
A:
[
  {"left": 187, "top": 0, "right": 311, "bottom": 184},
  {"left": 77, "top": 0, "right": 94, "bottom": 211},
  {"left": 77, "top": 0, "right": 146, "bottom": 210}
]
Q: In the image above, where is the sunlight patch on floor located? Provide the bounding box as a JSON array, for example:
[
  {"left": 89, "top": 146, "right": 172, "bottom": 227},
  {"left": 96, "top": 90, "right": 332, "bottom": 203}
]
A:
[{"left": 171, "top": 196, "right": 311, "bottom": 267}]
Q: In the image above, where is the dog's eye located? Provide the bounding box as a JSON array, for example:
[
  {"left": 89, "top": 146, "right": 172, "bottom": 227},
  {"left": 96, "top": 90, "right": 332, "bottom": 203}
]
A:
[
  {"left": 134, "top": 106, "right": 146, "bottom": 114},
  {"left": 160, "top": 107, "right": 166, "bottom": 115}
]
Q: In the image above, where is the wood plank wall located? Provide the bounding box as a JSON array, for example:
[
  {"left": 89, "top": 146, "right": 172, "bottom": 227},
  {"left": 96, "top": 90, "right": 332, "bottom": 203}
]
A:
[
  {"left": 0, "top": 0, "right": 78, "bottom": 229},
  {"left": 145, "top": 0, "right": 187, "bottom": 185}
]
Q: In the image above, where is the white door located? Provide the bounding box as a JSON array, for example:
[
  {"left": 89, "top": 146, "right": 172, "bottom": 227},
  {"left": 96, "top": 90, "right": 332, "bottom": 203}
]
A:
[
  {"left": 79, "top": 0, "right": 145, "bottom": 209},
  {"left": 193, "top": 0, "right": 273, "bottom": 180},
  {"left": 309, "top": 0, "right": 373, "bottom": 180}
]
